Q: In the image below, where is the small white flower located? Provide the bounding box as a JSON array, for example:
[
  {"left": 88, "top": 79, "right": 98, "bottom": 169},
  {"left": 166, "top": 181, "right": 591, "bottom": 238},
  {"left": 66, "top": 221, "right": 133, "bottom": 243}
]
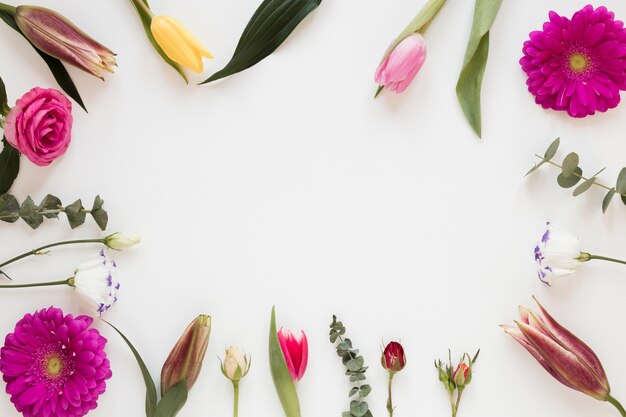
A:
[
  {"left": 222, "top": 346, "right": 250, "bottom": 381},
  {"left": 72, "top": 250, "right": 119, "bottom": 315},
  {"left": 104, "top": 232, "right": 141, "bottom": 251},
  {"left": 534, "top": 222, "right": 586, "bottom": 286}
]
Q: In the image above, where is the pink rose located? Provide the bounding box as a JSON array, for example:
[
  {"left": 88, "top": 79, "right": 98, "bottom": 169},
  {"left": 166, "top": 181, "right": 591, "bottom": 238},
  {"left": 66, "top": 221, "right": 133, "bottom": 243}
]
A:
[
  {"left": 375, "top": 34, "right": 427, "bottom": 94},
  {"left": 4, "top": 87, "right": 72, "bottom": 166}
]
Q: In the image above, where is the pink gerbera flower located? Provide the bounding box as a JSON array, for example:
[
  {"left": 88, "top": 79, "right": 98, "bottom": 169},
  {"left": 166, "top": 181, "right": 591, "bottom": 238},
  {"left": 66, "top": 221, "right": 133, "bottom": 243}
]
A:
[
  {"left": 0, "top": 307, "right": 112, "bottom": 417},
  {"left": 521, "top": 5, "right": 626, "bottom": 118}
]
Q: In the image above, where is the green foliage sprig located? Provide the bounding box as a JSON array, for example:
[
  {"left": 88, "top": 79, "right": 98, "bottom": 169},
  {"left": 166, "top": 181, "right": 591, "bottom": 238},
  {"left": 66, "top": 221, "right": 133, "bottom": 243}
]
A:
[
  {"left": 0, "top": 193, "right": 108, "bottom": 230},
  {"left": 526, "top": 138, "right": 626, "bottom": 213},
  {"left": 329, "top": 315, "right": 372, "bottom": 417}
]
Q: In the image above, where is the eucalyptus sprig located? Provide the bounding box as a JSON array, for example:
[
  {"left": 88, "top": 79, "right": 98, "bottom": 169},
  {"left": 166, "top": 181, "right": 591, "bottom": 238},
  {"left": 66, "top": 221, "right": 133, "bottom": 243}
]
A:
[
  {"left": 0, "top": 193, "right": 108, "bottom": 230},
  {"left": 526, "top": 138, "right": 626, "bottom": 213},
  {"left": 329, "top": 315, "right": 373, "bottom": 417}
]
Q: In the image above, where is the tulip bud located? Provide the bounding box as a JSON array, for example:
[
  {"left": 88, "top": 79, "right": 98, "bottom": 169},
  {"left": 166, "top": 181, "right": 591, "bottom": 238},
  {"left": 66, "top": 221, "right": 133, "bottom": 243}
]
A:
[
  {"left": 150, "top": 16, "right": 213, "bottom": 73},
  {"left": 161, "top": 315, "right": 211, "bottom": 395},
  {"left": 381, "top": 341, "right": 406, "bottom": 374},
  {"left": 221, "top": 346, "right": 250, "bottom": 381},
  {"left": 104, "top": 232, "right": 141, "bottom": 251},
  {"left": 277, "top": 327, "right": 308, "bottom": 382},
  {"left": 14, "top": 6, "right": 116, "bottom": 79},
  {"left": 375, "top": 34, "right": 427, "bottom": 94}
]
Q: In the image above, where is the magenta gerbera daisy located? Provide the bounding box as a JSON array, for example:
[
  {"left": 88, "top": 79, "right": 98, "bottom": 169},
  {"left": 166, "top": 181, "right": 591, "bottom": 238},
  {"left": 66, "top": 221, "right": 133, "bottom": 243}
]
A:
[
  {"left": 521, "top": 5, "right": 626, "bottom": 118},
  {"left": 0, "top": 307, "right": 112, "bottom": 417}
]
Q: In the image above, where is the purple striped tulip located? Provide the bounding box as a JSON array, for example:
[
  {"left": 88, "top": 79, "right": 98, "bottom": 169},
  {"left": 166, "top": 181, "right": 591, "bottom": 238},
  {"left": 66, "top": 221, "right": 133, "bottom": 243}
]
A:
[
  {"left": 502, "top": 297, "right": 626, "bottom": 416},
  {"left": 15, "top": 6, "right": 116, "bottom": 79}
]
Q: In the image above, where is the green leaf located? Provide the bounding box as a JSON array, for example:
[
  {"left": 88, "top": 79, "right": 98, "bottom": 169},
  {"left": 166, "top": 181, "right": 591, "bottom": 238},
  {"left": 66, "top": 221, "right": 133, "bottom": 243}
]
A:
[
  {"left": 524, "top": 161, "right": 544, "bottom": 177},
  {"left": 0, "top": 10, "right": 86, "bottom": 111},
  {"left": 557, "top": 167, "right": 582, "bottom": 188},
  {"left": 19, "top": 196, "right": 43, "bottom": 229},
  {"left": 201, "top": 0, "right": 321, "bottom": 84},
  {"left": 349, "top": 387, "right": 359, "bottom": 397},
  {"left": 0, "top": 75, "right": 9, "bottom": 116},
  {"left": 128, "top": 0, "right": 187, "bottom": 82},
  {"left": 341, "top": 412, "right": 352, "bottom": 417},
  {"left": 603, "top": 189, "right": 616, "bottom": 213},
  {"left": 154, "top": 381, "right": 188, "bottom": 417},
  {"left": 91, "top": 195, "right": 108, "bottom": 230},
  {"left": 0, "top": 138, "right": 20, "bottom": 195},
  {"left": 65, "top": 199, "right": 86, "bottom": 229},
  {"left": 39, "top": 194, "right": 62, "bottom": 219},
  {"left": 350, "top": 400, "right": 369, "bottom": 417},
  {"left": 544, "top": 138, "right": 560, "bottom": 160},
  {"left": 104, "top": 321, "right": 158, "bottom": 417},
  {"left": 616, "top": 168, "right": 626, "bottom": 194},
  {"left": 561, "top": 152, "right": 579, "bottom": 177},
  {"left": 269, "top": 307, "right": 301, "bottom": 417},
  {"left": 360, "top": 384, "right": 372, "bottom": 397},
  {"left": 0, "top": 193, "right": 19, "bottom": 223},
  {"left": 573, "top": 177, "right": 595, "bottom": 196},
  {"left": 346, "top": 356, "right": 364, "bottom": 372},
  {"left": 456, "top": 0, "right": 502, "bottom": 138}
]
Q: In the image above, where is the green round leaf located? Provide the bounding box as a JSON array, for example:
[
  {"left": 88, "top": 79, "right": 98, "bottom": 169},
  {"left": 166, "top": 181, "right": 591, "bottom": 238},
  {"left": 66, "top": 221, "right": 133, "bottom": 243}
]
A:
[
  {"left": 544, "top": 138, "right": 560, "bottom": 160},
  {"left": 561, "top": 152, "right": 579, "bottom": 177},
  {"left": 616, "top": 167, "right": 626, "bottom": 194},
  {"left": 557, "top": 167, "right": 583, "bottom": 188}
]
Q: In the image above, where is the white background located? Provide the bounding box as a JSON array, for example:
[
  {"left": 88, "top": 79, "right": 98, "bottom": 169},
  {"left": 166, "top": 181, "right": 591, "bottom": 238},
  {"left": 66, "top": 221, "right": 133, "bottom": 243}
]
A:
[{"left": 1, "top": 0, "right": 626, "bottom": 416}]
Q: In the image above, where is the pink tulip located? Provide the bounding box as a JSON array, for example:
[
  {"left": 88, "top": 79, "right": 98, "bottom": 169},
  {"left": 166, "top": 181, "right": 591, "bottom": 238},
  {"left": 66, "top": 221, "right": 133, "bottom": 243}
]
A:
[
  {"left": 277, "top": 327, "right": 308, "bottom": 381},
  {"left": 375, "top": 33, "right": 427, "bottom": 94},
  {"left": 502, "top": 297, "right": 611, "bottom": 401}
]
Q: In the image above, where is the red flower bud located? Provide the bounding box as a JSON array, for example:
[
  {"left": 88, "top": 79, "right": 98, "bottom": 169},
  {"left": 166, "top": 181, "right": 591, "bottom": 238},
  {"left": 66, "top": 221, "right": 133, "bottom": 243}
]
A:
[{"left": 381, "top": 341, "right": 406, "bottom": 373}]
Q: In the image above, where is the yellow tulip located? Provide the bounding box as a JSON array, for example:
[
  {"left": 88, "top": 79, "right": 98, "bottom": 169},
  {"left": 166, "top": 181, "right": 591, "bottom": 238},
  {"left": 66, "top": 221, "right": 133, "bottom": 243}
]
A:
[{"left": 150, "top": 16, "right": 213, "bottom": 73}]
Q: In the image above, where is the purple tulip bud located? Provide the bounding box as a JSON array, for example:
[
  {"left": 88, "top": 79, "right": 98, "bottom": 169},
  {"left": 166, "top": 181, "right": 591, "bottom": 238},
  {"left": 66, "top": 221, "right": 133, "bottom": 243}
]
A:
[{"left": 15, "top": 6, "right": 116, "bottom": 79}]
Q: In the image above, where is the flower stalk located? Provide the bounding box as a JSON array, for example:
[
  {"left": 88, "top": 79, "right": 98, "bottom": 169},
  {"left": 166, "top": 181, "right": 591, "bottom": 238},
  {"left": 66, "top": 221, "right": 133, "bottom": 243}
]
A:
[
  {"left": 609, "top": 396, "right": 626, "bottom": 417},
  {"left": 0, "top": 278, "right": 72, "bottom": 289},
  {"left": 387, "top": 373, "right": 394, "bottom": 417},
  {"left": 233, "top": 380, "right": 240, "bottom": 417}
]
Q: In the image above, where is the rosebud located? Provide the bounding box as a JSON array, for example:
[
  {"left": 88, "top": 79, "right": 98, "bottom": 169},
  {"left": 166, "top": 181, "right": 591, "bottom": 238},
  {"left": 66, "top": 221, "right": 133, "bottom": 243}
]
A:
[
  {"left": 453, "top": 362, "right": 469, "bottom": 386},
  {"left": 161, "top": 315, "right": 211, "bottom": 395},
  {"left": 221, "top": 346, "right": 250, "bottom": 381},
  {"left": 14, "top": 6, "right": 116, "bottom": 79},
  {"left": 150, "top": 16, "right": 213, "bottom": 73},
  {"left": 381, "top": 341, "right": 406, "bottom": 373},
  {"left": 104, "top": 232, "right": 141, "bottom": 251}
]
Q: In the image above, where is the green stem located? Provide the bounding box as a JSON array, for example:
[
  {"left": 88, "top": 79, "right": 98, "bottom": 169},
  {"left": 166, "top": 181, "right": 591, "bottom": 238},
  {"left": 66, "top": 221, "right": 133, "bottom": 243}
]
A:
[
  {"left": 387, "top": 373, "right": 394, "bottom": 417},
  {"left": 0, "top": 2, "right": 16, "bottom": 14},
  {"left": 448, "top": 390, "right": 457, "bottom": 417},
  {"left": 233, "top": 380, "right": 239, "bottom": 417},
  {"left": 0, "top": 278, "right": 71, "bottom": 289},
  {"left": 609, "top": 396, "right": 626, "bottom": 417},
  {"left": 0, "top": 239, "right": 105, "bottom": 270},
  {"left": 129, "top": 0, "right": 154, "bottom": 18},
  {"left": 587, "top": 254, "right": 626, "bottom": 266},
  {"left": 454, "top": 388, "right": 464, "bottom": 417}
]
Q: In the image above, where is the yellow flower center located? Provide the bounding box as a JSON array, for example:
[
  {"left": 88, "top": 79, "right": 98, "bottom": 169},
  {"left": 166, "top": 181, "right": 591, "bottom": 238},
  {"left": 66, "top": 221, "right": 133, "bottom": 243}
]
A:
[
  {"left": 569, "top": 52, "right": 589, "bottom": 73},
  {"left": 45, "top": 354, "right": 64, "bottom": 377}
]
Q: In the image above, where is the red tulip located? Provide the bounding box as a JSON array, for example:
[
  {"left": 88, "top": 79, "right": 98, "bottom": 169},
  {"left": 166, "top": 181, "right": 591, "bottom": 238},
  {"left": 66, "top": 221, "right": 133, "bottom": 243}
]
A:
[
  {"left": 382, "top": 341, "right": 406, "bottom": 373},
  {"left": 502, "top": 297, "right": 611, "bottom": 401},
  {"left": 277, "top": 327, "right": 308, "bottom": 382}
]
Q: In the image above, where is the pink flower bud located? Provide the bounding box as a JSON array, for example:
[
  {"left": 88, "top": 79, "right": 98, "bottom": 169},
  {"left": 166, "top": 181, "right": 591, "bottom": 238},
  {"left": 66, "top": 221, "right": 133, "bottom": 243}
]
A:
[
  {"left": 375, "top": 34, "right": 427, "bottom": 94},
  {"left": 277, "top": 327, "right": 308, "bottom": 381},
  {"left": 453, "top": 362, "right": 469, "bottom": 385},
  {"left": 382, "top": 341, "right": 406, "bottom": 373}
]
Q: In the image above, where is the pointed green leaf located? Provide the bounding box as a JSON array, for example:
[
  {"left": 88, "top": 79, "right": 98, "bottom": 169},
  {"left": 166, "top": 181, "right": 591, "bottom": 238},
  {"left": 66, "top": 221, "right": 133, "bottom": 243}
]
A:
[
  {"left": 573, "top": 177, "right": 595, "bottom": 196},
  {"left": 524, "top": 161, "right": 544, "bottom": 177},
  {"left": 269, "top": 307, "right": 301, "bottom": 417},
  {"left": 561, "top": 152, "right": 579, "bottom": 177},
  {"left": 128, "top": 0, "right": 187, "bottom": 82},
  {"left": 39, "top": 194, "right": 62, "bottom": 219},
  {"left": 349, "top": 387, "right": 359, "bottom": 397},
  {"left": 104, "top": 321, "right": 158, "bottom": 417},
  {"left": 19, "top": 196, "right": 43, "bottom": 229},
  {"left": 0, "top": 75, "right": 9, "bottom": 116},
  {"left": 65, "top": 199, "right": 86, "bottom": 229},
  {"left": 544, "top": 138, "right": 560, "bottom": 160},
  {"left": 456, "top": 0, "right": 503, "bottom": 138},
  {"left": 0, "top": 193, "right": 19, "bottom": 223},
  {"left": 0, "top": 138, "right": 20, "bottom": 195},
  {"left": 557, "top": 167, "right": 582, "bottom": 188},
  {"left": 616, "top": 168, "right": 626, "bottom": 194},
  {"left": 91, "top": 195, "right": 108, "bottom": 230},
  {"left": 602, "top": 189, "right": 615, "bottom": 213},
  {"left": 201, "top": 0, "right": 321, "bottom": 84},
  {"left": 154, "top": 381, "right": 188, "bottom": 417}
]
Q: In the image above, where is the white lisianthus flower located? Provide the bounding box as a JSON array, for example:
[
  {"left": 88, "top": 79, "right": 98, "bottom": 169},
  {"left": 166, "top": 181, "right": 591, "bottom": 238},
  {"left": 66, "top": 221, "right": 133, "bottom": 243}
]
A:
[
  {"left": 534, "top": 222, "right": 588, "bottom": 285},
  {"left": 104, "top": 232, "right": 141, "bottom": 251},
  {"left": 221, "top": 346, "right": 250, "bottom": 381},
  {"left": 71, "top": 250, "right": 119, "bottom": 315}
]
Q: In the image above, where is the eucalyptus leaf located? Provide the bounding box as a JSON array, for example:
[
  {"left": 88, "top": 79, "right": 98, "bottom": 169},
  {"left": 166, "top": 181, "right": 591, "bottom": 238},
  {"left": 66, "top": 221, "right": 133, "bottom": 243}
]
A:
[
  {"left": 573, "top": 177, "right": 595, "bottom": 197},
  {"left": 19, "top": 196, "right": 43, "bottom": 229},
  {"left": 269, "top": 307, "right": 301, "bottom": 417},
  {"left": 0, "top": 193, "right": 19, "bottom": 223},
  {"left": 104, "top": 321, "right": 158, "bottom": 417},
  {"left": 360, "top": 384, "right": 372, "bottom": 397},
  {"left": 616, "top": 168, "right": 626, "bottom": 194},
  {"left": 456, "top": 0, "right": 502, "bottom": 138},
  {"left": 561, "top": 152, "right": 579, "bottom": 177},
  {"left": 557, "top": 167, "right": 582, "bottom": 188},
  {"left": 201, "top": 0, "right": 321, "bottom": 84},
  {"left": 65, "top": 199, "right": 86, "bottom": 229},
  {"left": 346, "top": 357, "right": 364, "bottom": 372},
  {"left": 524, "top": 161, "right": 543, "bottom": 177},
  {"left": 0, "top": 138, "right": 20, "bottom": 195},
  {"left": 91, "top": 195, "right": 108, "bottom": 230},
  {"left": 0, "top": 10, "right": 86, "bottom": 111},
  {"left": 154, "top": 381, "right": 188, "bottom": 417},
  {"left": 603, "top": 189, "right": 615, "bottom": 213},
  {"left": 544, "top": 138, "right": 560, "bottom": 160},
  {"left": 349, "top": 387, "right": 359, "bottom": 397},
  {"left": 350, "top": 400, "right": 369, "bottom": 417},
  {"left": 39, "top": 194, "right": 62, "bottom": 219}
]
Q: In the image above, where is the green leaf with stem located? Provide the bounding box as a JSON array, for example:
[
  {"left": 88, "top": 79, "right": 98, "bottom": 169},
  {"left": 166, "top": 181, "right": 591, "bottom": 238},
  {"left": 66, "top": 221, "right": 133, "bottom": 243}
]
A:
[
  {"left": 154, "top": 381, "right": 188, "bottom": 417},
  {"left": 561, "top": 152, "right": 579, "bottom": 177},
  {"left": 544, "top": 138, "right": 560, "bottom": 160}
]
